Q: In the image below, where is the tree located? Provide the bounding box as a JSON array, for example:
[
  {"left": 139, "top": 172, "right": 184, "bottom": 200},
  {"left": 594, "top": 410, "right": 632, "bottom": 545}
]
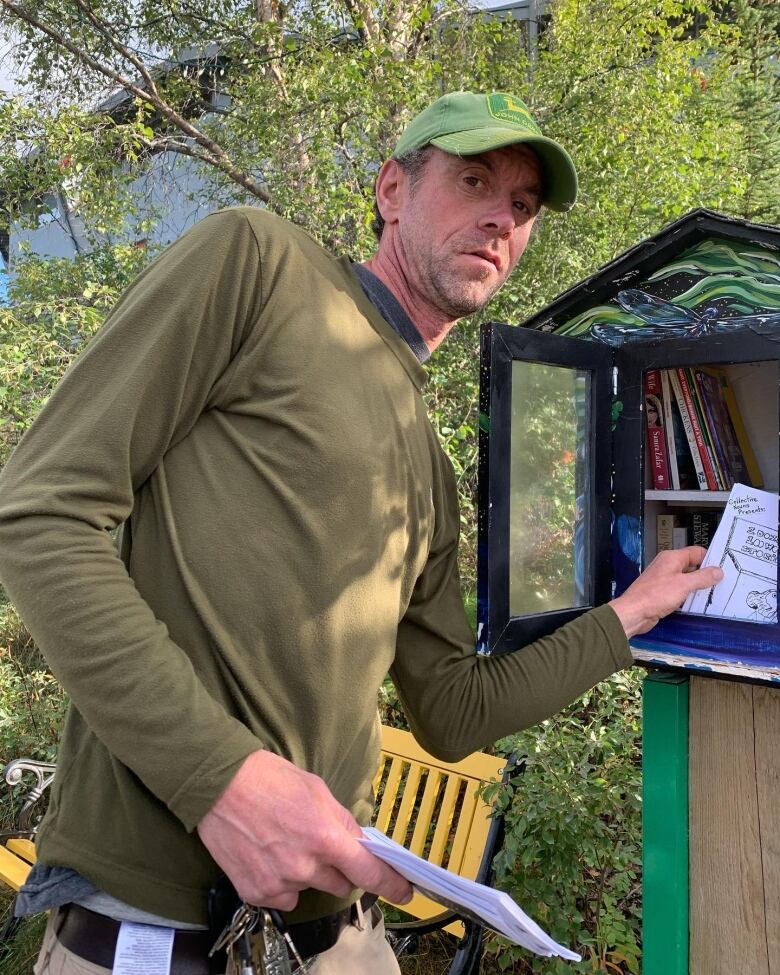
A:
[
  {"left": 0, "top": 1, "right": 514, "bottom": 244},
  {"left": 723, "top": 0, "right": 780, "bottom": 223}
]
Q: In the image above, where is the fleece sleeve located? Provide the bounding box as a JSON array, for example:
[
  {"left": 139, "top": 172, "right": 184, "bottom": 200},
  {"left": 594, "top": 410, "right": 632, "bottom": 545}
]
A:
[
  {"left": 0, "top": 209, "right": 267, "bottom": 831},
  {"left": 390, "top": 446, "right": 633, "bottom": 763}
]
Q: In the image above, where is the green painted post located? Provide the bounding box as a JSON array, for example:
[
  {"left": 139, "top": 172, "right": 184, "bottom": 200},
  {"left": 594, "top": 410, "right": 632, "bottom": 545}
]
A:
[{"left": 642, "top": 672, "right": 689, "bottom": 975}]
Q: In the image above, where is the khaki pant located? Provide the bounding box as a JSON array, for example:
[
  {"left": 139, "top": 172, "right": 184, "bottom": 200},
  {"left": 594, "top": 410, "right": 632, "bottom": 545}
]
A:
[{"left": 33, "top": 903, "right": 401, "bottom": 975}]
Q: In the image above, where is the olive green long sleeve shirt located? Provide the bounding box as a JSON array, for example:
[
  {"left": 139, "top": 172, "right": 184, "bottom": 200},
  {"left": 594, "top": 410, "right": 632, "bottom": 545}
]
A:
[{"left": 0, "top": 208, "right": 631, "bottom": 925}]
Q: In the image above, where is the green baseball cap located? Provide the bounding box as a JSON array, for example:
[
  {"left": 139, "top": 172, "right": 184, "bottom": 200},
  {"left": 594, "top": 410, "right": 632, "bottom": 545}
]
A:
[{"left": 394, "top": 91, "right": 578, "bottom": 212}]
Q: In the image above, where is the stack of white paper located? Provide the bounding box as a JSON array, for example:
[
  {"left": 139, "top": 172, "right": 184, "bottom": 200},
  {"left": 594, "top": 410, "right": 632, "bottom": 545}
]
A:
[
  {"left": 682, "top": 483, "right": 778, "bottom": 622},
  {"left": 360, "top": 826, "right": 581, "bottom": 962}
]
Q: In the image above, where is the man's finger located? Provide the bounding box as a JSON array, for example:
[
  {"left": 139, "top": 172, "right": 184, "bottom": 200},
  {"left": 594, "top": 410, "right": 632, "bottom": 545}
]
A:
[
  {"left": 308, "top": 866, "right": 358, "bottom": 900},
  {"left": 684, "top": 565, "right": 723, "bottom": 593},
  {"left": 333, "top": 838, "right": 413, "bottom": 904},
  {"left": 240, "top": 883, "right": 300, "bottom": 912},
  {"left": 264, "top": 890, "right": 300, "bottom": 912},
  {"left": 675, "top": 545, "right": 708, "bottom": 570}
]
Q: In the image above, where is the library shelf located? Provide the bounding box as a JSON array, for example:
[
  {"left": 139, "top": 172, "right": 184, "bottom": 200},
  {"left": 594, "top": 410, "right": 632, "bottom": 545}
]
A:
[{"left": 645, "top": 490, "right": 730, "bottom": 505}]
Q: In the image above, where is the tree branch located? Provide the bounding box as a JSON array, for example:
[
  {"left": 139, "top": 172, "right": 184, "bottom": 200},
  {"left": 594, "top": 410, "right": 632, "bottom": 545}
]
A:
[
  {"left": 69, "top": 0, "right": 161, "bottom": 100},
  {"left": 0, "top": 0, "right": 270, "bottom": 202}
]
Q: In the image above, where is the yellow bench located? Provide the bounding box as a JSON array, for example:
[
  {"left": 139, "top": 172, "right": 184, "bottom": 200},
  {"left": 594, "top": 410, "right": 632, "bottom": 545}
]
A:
[
  {"left": 1, "top": 731, "right": 519, "bottom": 973},
  {"left": 0, "top": 837, "right": 36, "bottom": 892},
  {"left": 374, "top": 725, "right": 520, "bottom": 973}
]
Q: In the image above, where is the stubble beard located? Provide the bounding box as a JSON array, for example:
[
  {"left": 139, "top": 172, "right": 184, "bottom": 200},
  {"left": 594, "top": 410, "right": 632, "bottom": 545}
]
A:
[{"left": 422, "top": 250, "right": 505, "bottom": 319}]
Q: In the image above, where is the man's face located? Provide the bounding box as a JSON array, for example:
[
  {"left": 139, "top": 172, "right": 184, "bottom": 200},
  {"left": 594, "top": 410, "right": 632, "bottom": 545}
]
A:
[{"left": 394, "top": 145, "right": 543, "bottom": 319}]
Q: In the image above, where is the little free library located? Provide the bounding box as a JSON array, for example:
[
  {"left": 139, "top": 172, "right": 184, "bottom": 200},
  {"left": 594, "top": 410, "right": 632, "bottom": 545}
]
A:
[{"left": 477, "top": 209, "right": 780, "bottom": 975}]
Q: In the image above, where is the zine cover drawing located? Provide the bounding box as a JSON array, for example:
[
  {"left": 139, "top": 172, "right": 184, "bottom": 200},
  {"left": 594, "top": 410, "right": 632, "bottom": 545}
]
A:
[{"left": 683, "top": 484, "right": 778, "bottom": 623}]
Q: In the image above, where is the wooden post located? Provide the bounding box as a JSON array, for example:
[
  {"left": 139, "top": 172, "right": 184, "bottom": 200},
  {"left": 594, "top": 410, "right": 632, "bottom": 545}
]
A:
[
  {"left": 689, "top": 677, "right": 780, "bottom": 974},
  {"left": 643, "top": 672, "right": 689, "bottom": 975}
]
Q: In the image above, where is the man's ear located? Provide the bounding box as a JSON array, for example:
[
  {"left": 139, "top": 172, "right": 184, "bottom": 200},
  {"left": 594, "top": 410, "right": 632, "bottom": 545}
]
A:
[{"left": 374, "top": 158, "right": 405, "bottom": 228}]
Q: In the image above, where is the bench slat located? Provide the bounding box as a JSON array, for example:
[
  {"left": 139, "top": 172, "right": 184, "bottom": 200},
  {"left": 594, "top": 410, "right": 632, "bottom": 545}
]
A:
[
  {"left": 428, "top": 775, "right": 462, "bottom": 867},
  {"left": 379, "top": 726, "right": 504, "bottom": 780},
  {"left": 6, "top": 838, "right": 37, "bottom": 864},
  {"left": 0, "top": 844, "right": 33, "bottom": 892},
  {"left": 390, "top": 764, "right": 423, "bottom": 847},
  {"left": 375, "top": 756, "right": 404, "bottom": 834},
  {"left": 408, "top": 769, "right": 444, "bottom": 859},
  {"left": 448, "top": 787, "right": 480, "bottom": 874}
]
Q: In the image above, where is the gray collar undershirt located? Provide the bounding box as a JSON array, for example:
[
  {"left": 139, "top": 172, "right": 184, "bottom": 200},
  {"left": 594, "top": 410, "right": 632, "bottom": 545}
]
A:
[{"left": 352, "top": 263, "right": 430, "bottom": 364}]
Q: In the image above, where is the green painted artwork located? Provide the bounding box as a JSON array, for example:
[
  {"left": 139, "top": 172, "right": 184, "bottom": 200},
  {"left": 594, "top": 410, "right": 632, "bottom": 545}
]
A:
[{"left": 555, "top": 239, "right": 780, "bottom": 346}]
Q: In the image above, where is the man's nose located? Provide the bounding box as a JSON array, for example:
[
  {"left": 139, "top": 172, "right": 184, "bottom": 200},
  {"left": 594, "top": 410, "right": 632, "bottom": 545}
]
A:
[{"left": 478, "top": 201, "right": 515, "bottom": 239}]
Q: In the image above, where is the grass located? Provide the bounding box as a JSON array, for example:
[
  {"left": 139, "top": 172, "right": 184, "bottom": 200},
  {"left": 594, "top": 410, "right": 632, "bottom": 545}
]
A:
[
  {"left": 0, "top": 892, "right": 46, "bottom": 975},
  {"left": 398, "top": 931, "right": 458, "bottom": 974}
]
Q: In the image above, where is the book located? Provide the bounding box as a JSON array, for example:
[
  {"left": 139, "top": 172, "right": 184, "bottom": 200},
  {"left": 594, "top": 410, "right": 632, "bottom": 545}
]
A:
[
  {"left": 673, "top": 525, "right": 689, "bottom": 549},
  {"left": 668, "top": 369, "right": 708, "bottom": 490},
  {"left": 687, "top": 508, "right": 720, "bottom": 548},
  {"left": 693, "top": 369, "right": 735, "bottom": 488},
  {"left": 657, "top": 513, "right": 677, "bottom": 551},
  {"left": 702, "top": 367, "right": 763, "bottom": 488},
  {"left": 682, "top": 484, "right": 777, "bottom": 622},
  {"left": 644, "top": 371, "right": 670, "bottom": 489},
  {"left": 668, "top": 390, "right": 699, "bottom": 490},
  {"left": 360, "top": 827, "right": 581, "bottom": 961},
  {"left": 660, "top": 370, "right": 681, "bottom": 489},
  {"left": 687, "top": 368, "right": 726, "bottom": 489},
  {"left": 676, "top": 368, "right": 718, "bottom": 490}
]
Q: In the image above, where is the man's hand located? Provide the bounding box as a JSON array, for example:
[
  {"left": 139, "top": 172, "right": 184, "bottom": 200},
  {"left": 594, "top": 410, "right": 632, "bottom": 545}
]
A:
[
  {"left": 197, "top": 750, "right": 413, "bottom": 912},
  {"left": 609, "top": 545, "right": 724, "bottom": 639}
]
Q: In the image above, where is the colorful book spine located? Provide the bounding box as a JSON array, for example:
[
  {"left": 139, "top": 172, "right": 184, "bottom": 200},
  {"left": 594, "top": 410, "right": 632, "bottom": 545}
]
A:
[
  {"left": 659, "top": 370, "right": 680, "bottom": 490},
  {"left": 687, "top": 368, "right": 725, "bottom": 489},
  {"left": 708, "top": 367, "right": 764, "bottom": 488},
  {"left": 668, "top": 390, "right": 698, "bottom": 490},
  {"left": 694, "top": 368, "right": 734, "bottom": 488},
  {"left": 676, "top": 368, "right": 718, "bottom": 490},
  {"left": 701, "top": 367, "right": 747, "bottom": 485},
  {"left": 668, "top": 369, "right": 708, "bottom": 490},
  {"left": 644, "top": 370, "right": 670, "bottom": 489}
]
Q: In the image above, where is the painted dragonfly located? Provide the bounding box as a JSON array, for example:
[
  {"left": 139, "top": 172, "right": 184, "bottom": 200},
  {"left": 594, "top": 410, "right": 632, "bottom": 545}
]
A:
[{"left": 591, "top": 288, "right": 780, "bottom": 346}]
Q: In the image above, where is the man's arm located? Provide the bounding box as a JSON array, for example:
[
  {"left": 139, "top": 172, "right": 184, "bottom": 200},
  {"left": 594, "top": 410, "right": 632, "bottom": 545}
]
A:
[
  {"left": 0, "top": 209, "right": 411, "bottom": 910},
  {"left": 0, "top": 210, "right": 266, "bottom": 825},
  {"left": 391, "top": 449, "right": 722, "bottom": 763}
]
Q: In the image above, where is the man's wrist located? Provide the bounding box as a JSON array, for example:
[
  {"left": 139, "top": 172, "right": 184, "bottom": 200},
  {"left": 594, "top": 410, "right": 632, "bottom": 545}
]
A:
[{"left": 607, "top": 595, "right": 647, "bottom": 640}]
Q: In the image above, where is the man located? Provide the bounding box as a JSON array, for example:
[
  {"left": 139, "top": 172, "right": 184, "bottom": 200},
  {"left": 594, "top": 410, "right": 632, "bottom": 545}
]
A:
[{"left": 0, "top": 91, "right": 721, "bottom": 973}]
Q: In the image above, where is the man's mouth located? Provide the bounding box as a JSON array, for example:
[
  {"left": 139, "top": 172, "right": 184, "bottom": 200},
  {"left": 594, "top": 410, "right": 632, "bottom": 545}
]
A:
[{"left": 466, "top": 249, "right": 502, "bottom": 273}]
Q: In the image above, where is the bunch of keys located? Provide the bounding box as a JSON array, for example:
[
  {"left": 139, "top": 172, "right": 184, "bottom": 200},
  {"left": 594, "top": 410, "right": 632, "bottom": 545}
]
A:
[{"left": 209, "top": 902, "right": 312, "bottom": 975}]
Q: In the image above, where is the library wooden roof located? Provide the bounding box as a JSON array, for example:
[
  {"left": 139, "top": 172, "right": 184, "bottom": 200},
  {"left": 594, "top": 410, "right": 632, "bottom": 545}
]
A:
[{"left": 525, "top": 209, "right": 780, "bottom": 334}]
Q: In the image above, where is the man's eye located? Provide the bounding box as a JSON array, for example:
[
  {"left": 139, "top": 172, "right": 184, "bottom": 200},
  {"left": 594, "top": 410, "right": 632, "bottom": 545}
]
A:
[
  {"left": 513, "top": 199, "right": 529, "bottom": 213},
  {"left": 464, "top": 176, "right": 483, "bottom": 187}
]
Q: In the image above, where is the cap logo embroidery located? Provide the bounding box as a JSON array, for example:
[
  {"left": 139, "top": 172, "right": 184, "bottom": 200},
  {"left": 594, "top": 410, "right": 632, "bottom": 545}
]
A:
[{"left": 486, "top": 93, "right": 541, "bottom": 133}]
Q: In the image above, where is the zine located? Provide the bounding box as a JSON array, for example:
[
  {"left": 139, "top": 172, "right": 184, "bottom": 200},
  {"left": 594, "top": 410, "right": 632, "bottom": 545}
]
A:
[{"left": 683, "top": 484, "right": 778, "bottom": 624}]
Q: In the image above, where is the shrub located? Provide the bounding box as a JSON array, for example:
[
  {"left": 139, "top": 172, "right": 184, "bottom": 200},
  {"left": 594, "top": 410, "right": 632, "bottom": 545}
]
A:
[
  {"left": 0, "top": 603, "right": 66, "bottom": 769},
  {"left": 483, "top": 671, "right": 642, "bottom": 974},
  {"left": 0, "top": 601, "right": 67, "bottom": 838}
]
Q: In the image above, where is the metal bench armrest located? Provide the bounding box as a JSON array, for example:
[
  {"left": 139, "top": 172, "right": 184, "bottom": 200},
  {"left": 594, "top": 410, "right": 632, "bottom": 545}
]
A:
[{"left": 3, "top": 759, "right": 56, "bottom": 834}]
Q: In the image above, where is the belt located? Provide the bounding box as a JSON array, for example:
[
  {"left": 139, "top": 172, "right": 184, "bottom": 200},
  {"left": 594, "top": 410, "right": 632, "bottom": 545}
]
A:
[{"left": 56, "top": 894, "right": 379, "bottom": 973}]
